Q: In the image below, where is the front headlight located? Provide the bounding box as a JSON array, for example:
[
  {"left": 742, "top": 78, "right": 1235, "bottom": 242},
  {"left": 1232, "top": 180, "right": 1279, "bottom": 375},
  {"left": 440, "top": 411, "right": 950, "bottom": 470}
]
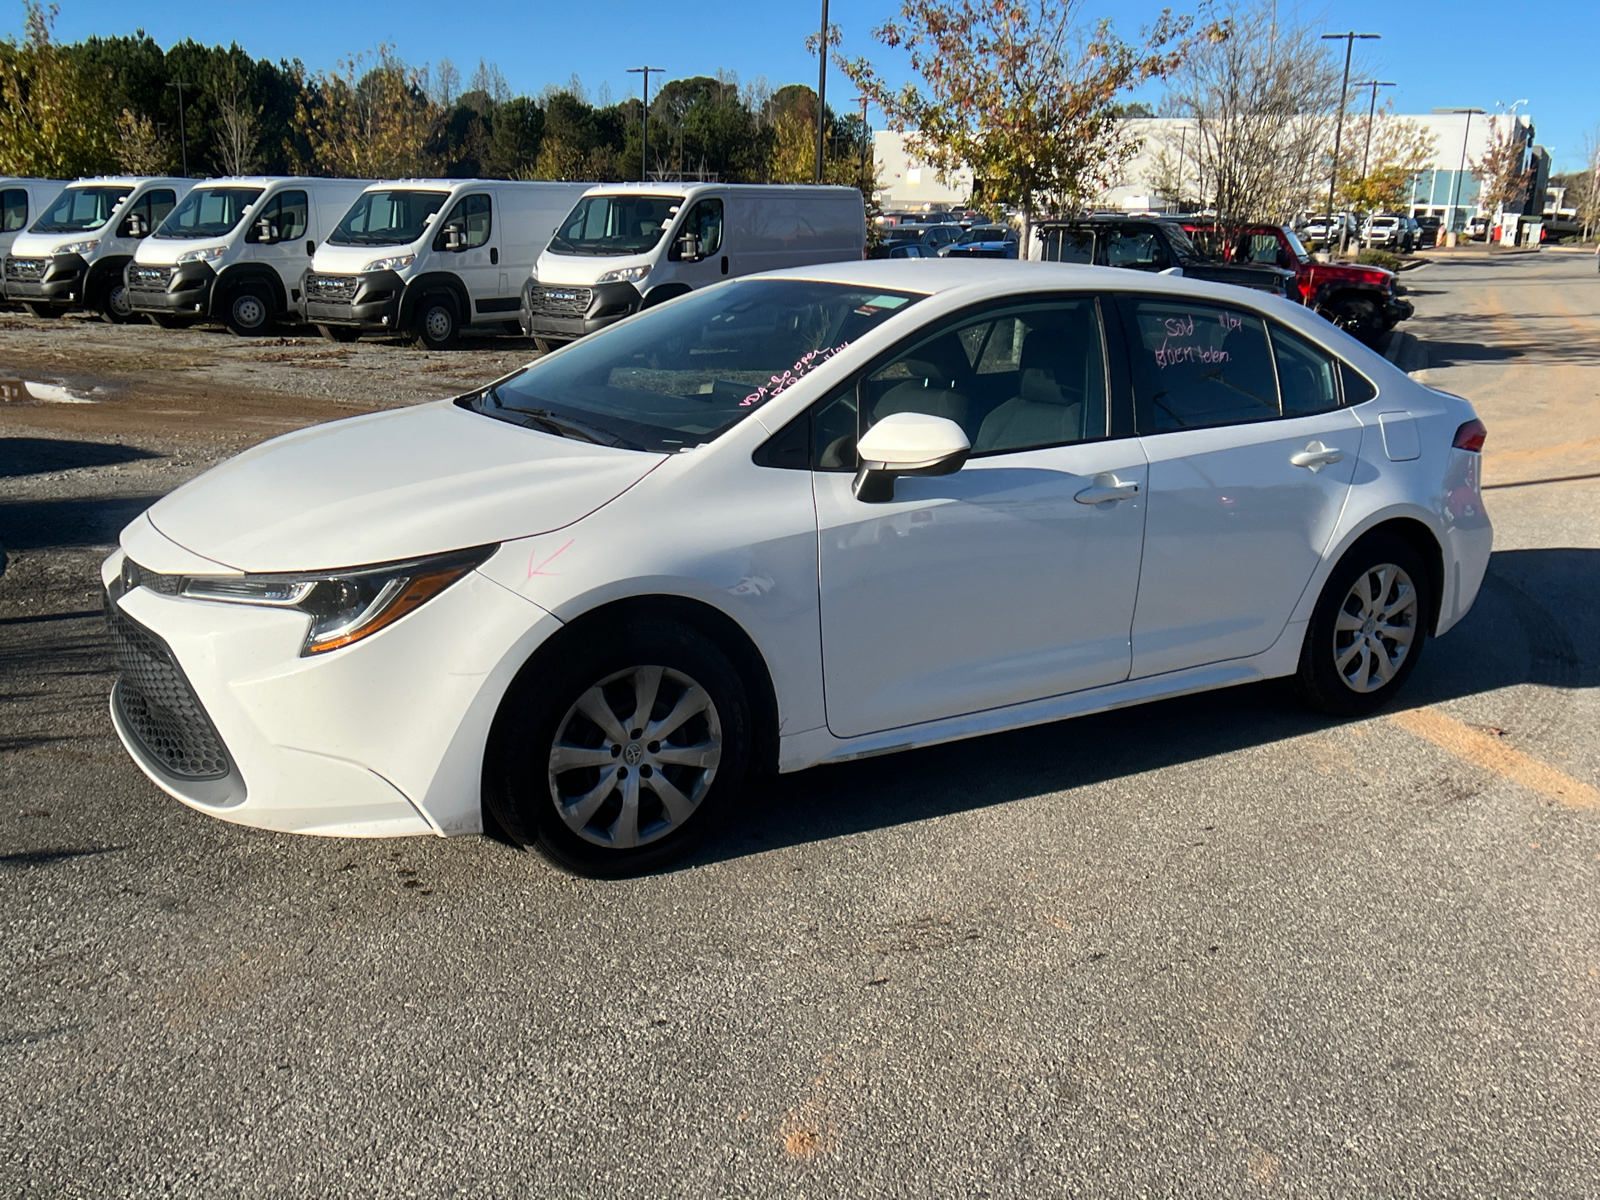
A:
[
  {"left": 596, "top": 264, "right": 649, "bottom": 285},
  {"left": 176, "top": 245, "right": 226, "bottom": 264},
  {"left": 58, "top": 239, "right": 99, "bottom": 256},
  {"left": 362, "top": 253, "right": 415, "bottom": 273},
  {"left": 178, "top": 545, "right": 496, "bottom": 655}
]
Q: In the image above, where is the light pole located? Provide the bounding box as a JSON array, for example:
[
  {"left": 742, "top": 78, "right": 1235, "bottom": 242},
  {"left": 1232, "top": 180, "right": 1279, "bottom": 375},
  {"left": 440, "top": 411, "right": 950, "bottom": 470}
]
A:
[
  {"left": 1441, "top": 106, "right": 1484, "bottom": 243},
  {"left": 1321, "top": 31, "right": 1380, "bottom": 255},
  {"left": 168, "top": 77, "right": 191, "bottom": 177},
  {"left": 1347, "top": 79, "right": 1395, "bottom": 246},
  {"left": 851, "top": 95, "right": 870, "bottom": 194},
  {"left": 814, "top": 0, "right": 830, "bottom": 184},
  {"left": 627, "top": 66, "right": 663, "bottom": 182}
]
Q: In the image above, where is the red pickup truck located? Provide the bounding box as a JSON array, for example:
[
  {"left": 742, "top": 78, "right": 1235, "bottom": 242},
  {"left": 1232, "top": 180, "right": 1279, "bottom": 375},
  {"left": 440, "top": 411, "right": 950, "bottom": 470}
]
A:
[{"left": 1181, "top": 221, "right": 1413, "bottom": 348}]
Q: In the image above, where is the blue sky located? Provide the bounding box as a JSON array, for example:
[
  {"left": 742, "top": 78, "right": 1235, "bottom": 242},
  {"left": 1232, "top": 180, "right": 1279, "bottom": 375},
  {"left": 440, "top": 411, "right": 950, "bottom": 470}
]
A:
[{"left": 17, "top": 0, "right": 1599, "bottom": 169}]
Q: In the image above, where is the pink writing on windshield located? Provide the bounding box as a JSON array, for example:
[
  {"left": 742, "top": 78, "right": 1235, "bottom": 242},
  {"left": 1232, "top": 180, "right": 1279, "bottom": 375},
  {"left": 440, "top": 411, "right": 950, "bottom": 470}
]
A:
[
  {"left": 741, "top": 341, "right": 851, "bottom": 407},
  {"left": 1154, "top": 339, "right": 1231, "bottom": 368}
]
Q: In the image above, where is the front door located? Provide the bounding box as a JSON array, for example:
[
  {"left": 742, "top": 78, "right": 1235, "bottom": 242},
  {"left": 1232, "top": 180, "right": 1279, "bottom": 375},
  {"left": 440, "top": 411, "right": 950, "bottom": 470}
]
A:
[
  {"left": 1119, "top": 295, "right": 1364, "bottom": 677},
  {"left": 244, "top": 188, "right": 309, "bottom": 307},
  {"left": 434, "top": 192, "right": 499, "bottom": 321},
  {"left": 664, "top": 196, "right": 726, "bottom": 288},
  {"left": 815, "top": 296, "right": 1149, "bottom": 738}
]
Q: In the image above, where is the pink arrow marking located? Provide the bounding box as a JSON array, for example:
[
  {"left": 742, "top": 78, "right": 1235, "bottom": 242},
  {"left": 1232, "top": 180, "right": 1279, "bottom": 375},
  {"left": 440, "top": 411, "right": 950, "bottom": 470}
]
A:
[{"left": 526, "top": 539, "right": 574, "bottom": 579}]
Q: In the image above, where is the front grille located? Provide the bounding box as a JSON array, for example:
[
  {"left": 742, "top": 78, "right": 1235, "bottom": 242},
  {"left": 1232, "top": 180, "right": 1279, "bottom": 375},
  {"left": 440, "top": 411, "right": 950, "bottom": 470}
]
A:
[
  {"left": 304, "top": 273, "right": 358, "bottom": 304},
  {"left": 127, "top": 264, "right": 173, "bottom": 291},
  {"left": 5, "top": 257, "right": 46, "bottom": 282},
  {"left": 105, "top": 595, "right": 232, "bottom": 781},
  {"left": 527, "top": 284, "right": 592, "bottom": 317}
]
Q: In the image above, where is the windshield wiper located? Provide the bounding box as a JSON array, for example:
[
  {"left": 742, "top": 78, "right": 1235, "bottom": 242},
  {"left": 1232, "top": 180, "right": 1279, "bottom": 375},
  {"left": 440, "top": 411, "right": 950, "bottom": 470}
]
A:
[{"left": 483, "top": 388, "right": 644, "bottom": 451}]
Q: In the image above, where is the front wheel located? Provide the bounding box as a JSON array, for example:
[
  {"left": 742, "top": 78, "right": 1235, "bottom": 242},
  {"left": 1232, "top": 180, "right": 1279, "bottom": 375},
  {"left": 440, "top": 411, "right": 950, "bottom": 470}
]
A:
[
  {"left": 411, "top": 294, "right": 459, "bottom": 350},
  {"left": 318, "top": 324, "right": 361, "bottom": 343},
  {"left": 1291, "top": 532, "right": 1430, "bottom": 718},
  {"left": 95, "top": 277, "right": 136, "bottom": 324},
  {"left": 1324, "top": 296, "right": 1384, "bottom": 346},
  {"left": 224, "top": 280, "right": 276, "bottom": 336},
  {"left": 22, "top": 302, "right": 61, "bottom": 319},
  {"left": 486, "top": 617, "right": 752, "bottom": 877}
]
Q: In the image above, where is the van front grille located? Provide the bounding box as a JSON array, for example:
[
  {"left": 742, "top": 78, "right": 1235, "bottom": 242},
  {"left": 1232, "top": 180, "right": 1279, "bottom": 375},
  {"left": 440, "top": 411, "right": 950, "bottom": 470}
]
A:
[
  {"left": 127, "top": 264, "right": 174, "bottom": 291},
  {"left": 527, "top": 285, "right": 593, "bottom": 318},
  {"left": 305, "top": 273, "right": 358, "bottom": 304},
  {"left": 5, "top": 257, "right": 46, "bottom": 282}
]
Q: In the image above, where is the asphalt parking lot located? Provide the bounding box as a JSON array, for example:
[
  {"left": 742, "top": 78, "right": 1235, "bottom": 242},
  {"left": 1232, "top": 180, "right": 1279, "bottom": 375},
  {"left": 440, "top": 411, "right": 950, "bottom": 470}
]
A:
[{"left": 2, "top": 251, "right": 1598, "bottom": 1198}]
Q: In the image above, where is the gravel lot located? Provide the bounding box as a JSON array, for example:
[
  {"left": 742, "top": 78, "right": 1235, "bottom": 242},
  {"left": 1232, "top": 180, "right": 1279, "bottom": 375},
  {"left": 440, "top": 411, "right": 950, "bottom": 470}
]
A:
[{"left": 2, "top": 262, "right": 1598, "bottom": 1199}]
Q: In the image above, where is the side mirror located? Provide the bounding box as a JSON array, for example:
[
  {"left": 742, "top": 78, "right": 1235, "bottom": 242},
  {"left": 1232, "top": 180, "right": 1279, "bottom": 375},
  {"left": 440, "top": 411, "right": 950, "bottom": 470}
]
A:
[
  {"left": 676, "top": 230, "right": 702, "bottom": 262},
  {"left": 445, "top": 225, "right": 466, "bottom": 250},
  {"left": 123, "top": 213, "right": 148, "bottom": 238},
  {"left": 853, "top": 412, "right": 971, "bottom": 503},
  {"left": 255, "top": 218, "right": 278, "bottom": 243}
]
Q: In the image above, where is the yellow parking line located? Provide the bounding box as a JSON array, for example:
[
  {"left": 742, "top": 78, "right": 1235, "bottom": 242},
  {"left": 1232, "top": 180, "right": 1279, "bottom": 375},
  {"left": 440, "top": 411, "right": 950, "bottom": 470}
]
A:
[{"left": 1391, "top": 708, "right": 1599, "bottom": 810}]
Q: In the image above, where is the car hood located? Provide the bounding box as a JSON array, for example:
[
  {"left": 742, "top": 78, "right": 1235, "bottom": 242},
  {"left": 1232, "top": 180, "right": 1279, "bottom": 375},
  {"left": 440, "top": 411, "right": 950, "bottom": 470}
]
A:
[
  {"left": 135, "top": 237, "right": 229, "bottom": 266},
  {"left": 141, "top": 399, "right": 667, "bottom": 573},
  {"left": 9, "top": 231, "right": 102, "bottom": 258}
]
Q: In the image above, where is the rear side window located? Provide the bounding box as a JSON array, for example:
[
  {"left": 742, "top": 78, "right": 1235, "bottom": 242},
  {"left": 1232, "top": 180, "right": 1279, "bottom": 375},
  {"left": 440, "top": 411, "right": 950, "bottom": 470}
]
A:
[
  {"left": 1038, "top": 227, "right": 1093, "bottom": 264},
  {"left": 1097, "top": 228, "right": 1170, "bottom": 270},
  {"left": 2, "top": 188, "right": 28, "bottom": 232},
  {"left": 434, "top": 193, "right": 491, "bottom": 251},
  {"left": 1270, "top": 325, "right": 1339, "bottom": 417},
  {"left": 1241, "top": 234, "right": 1283, "bottom": 265},
  {"left": 1339, "top": 361, "right": 1377, "bottom": 404},
  {"left": 1124, "top": 297, "right": 1278, "bottom": 431}
]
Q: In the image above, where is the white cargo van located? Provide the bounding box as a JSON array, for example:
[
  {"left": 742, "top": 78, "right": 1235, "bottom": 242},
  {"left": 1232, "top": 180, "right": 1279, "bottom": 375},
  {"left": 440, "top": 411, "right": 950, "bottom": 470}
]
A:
[
  {"left": 4, "top": 176, "right": 191, "bottom": 321},
  {"left": 303, "top": 179, "right": 592, "bottom": 348},
  {"left": 125, "top": 176, "right": 370, "bottom": 335},
  {"left": 521, "top": 183, "right": 866, "bottom": 348},
  {"left": 0, "top": 178, "right": 66, "bottom": 278}
]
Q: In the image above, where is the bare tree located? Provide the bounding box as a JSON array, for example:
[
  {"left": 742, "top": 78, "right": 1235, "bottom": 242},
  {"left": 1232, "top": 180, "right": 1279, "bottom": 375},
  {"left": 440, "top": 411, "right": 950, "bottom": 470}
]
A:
[
  {"left": 469, "top": 59, "right": 511, "bottom": 106},
  {"left": 427, "top": 58, "right": 460, "bottom": 107},
  {"left": 215, "top": 75, "right": 262, "bottom": 176},
  {"left": 1577, "top": 130, "right": 1600, "bottom": 240},
  {"left": 1161, "top": 0, "right": 1344, "bottom": 239},
  {"left": 1470, "top": 115, "right": 1534, "bottom": 230}
]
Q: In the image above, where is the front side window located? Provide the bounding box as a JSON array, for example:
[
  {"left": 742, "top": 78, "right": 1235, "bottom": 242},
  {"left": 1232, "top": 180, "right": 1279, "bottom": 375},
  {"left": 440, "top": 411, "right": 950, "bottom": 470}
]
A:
[
  {"left": 460, "top": 279, "right": 923, "bottom": 453},
  {"left": 155, "top": 187, "right": 263, "bottom": 239},
  {"left": 433, "top": 193, "right": 491, "bottom": 251},
  {"left": 672, "top": 198, "right": 723, "bottom": 258},
  {"left": 32, "top": 186, "right": 132, "bottom": 233},
  {"left": 1125, "top": 297, "right": 1279, "bottom": 431},
  {"left": 2, "top": 188, "right": 26, "bottom": 233},
  {"left": 548, "top": 194, "right": 681, "bottom": 257},
  {"left": 329, "top": 189, "right": 449, "bottom": 246},
  {"left": 247, "top": 190, "right": 309, "bottom": 242}
]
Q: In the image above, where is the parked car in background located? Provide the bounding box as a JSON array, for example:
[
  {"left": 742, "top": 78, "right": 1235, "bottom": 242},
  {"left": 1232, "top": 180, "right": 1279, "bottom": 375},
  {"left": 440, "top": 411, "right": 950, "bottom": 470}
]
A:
[
  {"left": 522, "top": 183, "right": 866, "bottom": 350},
  {"left": 940, "top": 225, "right": 1016, "bottom": 256},
  {"left": 4, "top": 176, "right": 192, "bottom": 321},
  {"left": 1034, "top": 216, "right": 1294, "bottom": 295},
  {"left": 892, "top": 223, "right": 962, "bottom": 252},
  {"left": 870, "top": 236, "right": 937, "bottom": 259},
  {"left": 101, "top": 259, "right": 1491, "bottom": 875},
  {"left": 1180, "top": 221, "right": 1412, "bottom": 347},
  {"left": 1298, "top": 213, "right": 1357, "bottom": 247},
  {"left": 126, "top": 177, "right": 370, "bottom": 335},
  {"left": 1362, "top": 214, "right": 1410, "bottom": 250},
  {"left": 0, "top": 178, "right": 66, "bottom": 295},
  {"left": 1399, "top": 216, "right": 1422, "bottom": 251},
  {"left": 304, "top": 179, "right": 591, "bottom": 348},
  {"left": 1413, "top": 215, "right": 1442, "bottom": 247},
  {"left": 942, "top": 226, "right": 1019, "bottom": 258}
]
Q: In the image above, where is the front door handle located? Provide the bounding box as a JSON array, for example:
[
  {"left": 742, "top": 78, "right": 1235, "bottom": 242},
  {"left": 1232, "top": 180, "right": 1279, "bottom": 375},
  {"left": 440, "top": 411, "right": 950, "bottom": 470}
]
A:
[
  {"left": 1290, "top": 440, "right": 1344, "bottom": 472},
  {"left": 1074, "top": 473, "right": 1140, "bottom": 505}
]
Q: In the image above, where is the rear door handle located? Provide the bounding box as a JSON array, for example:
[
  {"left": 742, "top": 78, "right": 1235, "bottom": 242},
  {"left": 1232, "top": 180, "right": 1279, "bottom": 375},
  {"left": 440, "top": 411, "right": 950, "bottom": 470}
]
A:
[
  {"left": 1074, "top": 473, "right": 1140, "bottom": 505},
  {"left": 1290, "top": 440, "right": 1344, "bottom": 471}
]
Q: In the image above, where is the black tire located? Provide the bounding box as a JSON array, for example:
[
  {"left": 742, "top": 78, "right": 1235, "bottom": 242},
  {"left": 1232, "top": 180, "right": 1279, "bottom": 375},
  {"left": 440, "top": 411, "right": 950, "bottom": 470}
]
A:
[
  {"left": 486, "top": 616, "right": 752, "bottom": 877},
  {"left": 94, "top": 276, "right": 136, "bottom": 324},
  {"left": 23, "top": 302, "right": 61, "bottom": 319},
  {"left": 411, "top": 293, "right": 459, "bottom": 350},
  {"left": 1291, "top": 531, "right": 1431, "bottom": 718},
  {"left": 318, "top": 324, "right": 361, "bottom": 343},
  {"left": 150, "top": 313, "right": 194, "bottom": 329},
  {"left": 223, "top": 279, "right": 276, "bottom": 336},
  {"left": 1325, "top": 296, "right": 1384, "bottom": 346},
  {"left": 501, "top": 320, "right": 524, "bottom": 336}
]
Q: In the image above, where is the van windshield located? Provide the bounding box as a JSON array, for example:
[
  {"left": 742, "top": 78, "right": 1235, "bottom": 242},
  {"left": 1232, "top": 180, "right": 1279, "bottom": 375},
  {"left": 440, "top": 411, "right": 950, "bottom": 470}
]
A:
[
  {"left": 459, "top": 279, "right": 924, "bottom": 452},
  {"left": 155, "top": 188, "right": 263, "bottom": 239},
  {"left": 329, "top": 189, "right": 450, "bottom": 246},
  {"left": 548, "top": 194, "right": 682, "bottom": 256},
  {"left": 32, "top": 186, "right": 132, "bottom": 233}
]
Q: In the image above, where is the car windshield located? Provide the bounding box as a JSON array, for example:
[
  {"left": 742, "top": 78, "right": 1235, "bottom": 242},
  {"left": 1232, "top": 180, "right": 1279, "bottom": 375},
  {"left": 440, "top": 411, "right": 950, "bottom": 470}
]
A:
[
  {"left": 32, "top": 186, "right": 132, "bottom": 233},
  {"left": 328, "top": 189, "right": 450, "bottom": 246},
  {"left": 155, "top": 187, "right": 263, "bottom": 239},
  {"left": 1159, "top": 224, "right": 1198, "bottom": 258},
  {"left": 460, "top": 279, "right": 924, "bottom": 452},
  {"left": 548, "top": 194, "right": 682, "bottom": 256},
  {"left": 959, "top": 226, "right": 1008, "bottom": 243}
]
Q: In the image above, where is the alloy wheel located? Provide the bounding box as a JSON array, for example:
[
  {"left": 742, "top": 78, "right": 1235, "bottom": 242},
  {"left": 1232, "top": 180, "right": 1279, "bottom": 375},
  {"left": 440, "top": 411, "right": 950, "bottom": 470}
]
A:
[
  {"left": 547, "top": 664, "right": 723, "bottom": 850},
  {"left": 1333, "top": 562, "right": 1418, "bottom": 693}
]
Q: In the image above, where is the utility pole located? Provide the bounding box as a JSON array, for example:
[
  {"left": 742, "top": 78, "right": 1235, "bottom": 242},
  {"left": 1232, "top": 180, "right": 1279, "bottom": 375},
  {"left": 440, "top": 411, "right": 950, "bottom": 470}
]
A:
[
  {"left": 627, "top": 66, "right": 663, "bottom": 182},
  {"left": 1354, "top": 80, "right": 1396, "bottom": 181},
  {"left": 1321, "top": 31, "right": 1379, "bottom": 256},
  {"left": 814, "top": 0, "right": 830, "bottom": 183},
  {"left": 168, "top": 77, "right": 191, "bottom": 177},
  {"left": 1442, "top": 107, "right": 1484, "bottom": 244}
]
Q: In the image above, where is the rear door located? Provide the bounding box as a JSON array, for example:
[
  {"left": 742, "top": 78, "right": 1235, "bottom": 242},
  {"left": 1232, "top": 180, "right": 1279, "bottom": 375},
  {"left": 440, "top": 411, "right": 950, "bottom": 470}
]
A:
[{"left": 1119, "top": 294, "right": 1363, "bottom": 677}]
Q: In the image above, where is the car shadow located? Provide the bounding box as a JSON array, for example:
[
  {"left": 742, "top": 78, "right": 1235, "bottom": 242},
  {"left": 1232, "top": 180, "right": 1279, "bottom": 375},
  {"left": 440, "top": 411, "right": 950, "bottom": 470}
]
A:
[
  {"left": 0, "top": 494, "right": 164, "bottom": 552},
  {"left": 1410, "top": 312, "right": 1600, "bottom": 369},
  {"left": 692, "top": 547, "right": 1600, "bottom": 865},
  {"left": 0, "top": 438, "right": 160, "bottom": 479}
]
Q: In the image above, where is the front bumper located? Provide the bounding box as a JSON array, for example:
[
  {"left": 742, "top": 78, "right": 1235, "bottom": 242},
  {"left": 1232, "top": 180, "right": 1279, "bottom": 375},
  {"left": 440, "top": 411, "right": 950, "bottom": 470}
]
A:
[
  {"left": 3, "top": 252, "right": 88, "bottom": 305},
  {"left": 101, "top": 545, "right": 561, "bottom": 838},
  {"left": 126, "top": 260, "right": 216, "bottom": 315},
  {"left": 302, "top": 269, "right": 404, "bottom": 329},
  {"left": 520, "top": 280, "right": 641, "bottom": 339}
]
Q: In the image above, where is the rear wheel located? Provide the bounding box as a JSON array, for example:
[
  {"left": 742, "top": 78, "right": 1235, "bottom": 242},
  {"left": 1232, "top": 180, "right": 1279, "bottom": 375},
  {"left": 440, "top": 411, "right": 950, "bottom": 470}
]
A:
[
  {"left": 1325, "top": 296, "right": 1384, "bottom": 346},
  {"left": 318, "top": 324, "right": 361, "bottom": 343},
  {"left": 486, "top": 617, "right": 752, "bottom": 877},
  {"left": 1291, "top": 532, "right": 1430, "bottom": 718},
  {"left": 223, "top": 280, "right": 276, "bottom": 336},
  {"left": 412, "top": 293, "right": 458, "bottom": 350}
]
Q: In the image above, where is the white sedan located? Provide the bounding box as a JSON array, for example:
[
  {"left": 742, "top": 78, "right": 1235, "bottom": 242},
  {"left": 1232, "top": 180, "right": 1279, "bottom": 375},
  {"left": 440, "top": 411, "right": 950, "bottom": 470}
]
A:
[{"left": 104, "top": 261, "right": 1492, "bottom": 875}]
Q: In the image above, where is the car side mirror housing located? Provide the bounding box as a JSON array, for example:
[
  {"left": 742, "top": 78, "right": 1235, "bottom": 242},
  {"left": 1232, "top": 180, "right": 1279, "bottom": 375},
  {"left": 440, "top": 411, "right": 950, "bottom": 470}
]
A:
[
  {"left": 123, "top": 213, "right": 148, "bottom": 238},
  {"left": 445, "top": 226, "right": 466, "bottom": 250},
  {"left": 255, "top": 218, "right": 279, "bottom": 243},
  {"left": 853, "top": 412, "right": 971, "bottom": 503},
  {"left": 675, "top": 231, "right": 703, "bottom": 263}
]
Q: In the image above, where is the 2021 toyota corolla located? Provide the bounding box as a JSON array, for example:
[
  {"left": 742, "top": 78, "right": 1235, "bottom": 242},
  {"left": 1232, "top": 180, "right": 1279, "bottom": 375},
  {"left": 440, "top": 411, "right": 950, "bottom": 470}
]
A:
[{"left": 104, "top": 261, "right": 1491, "bottom": 874}]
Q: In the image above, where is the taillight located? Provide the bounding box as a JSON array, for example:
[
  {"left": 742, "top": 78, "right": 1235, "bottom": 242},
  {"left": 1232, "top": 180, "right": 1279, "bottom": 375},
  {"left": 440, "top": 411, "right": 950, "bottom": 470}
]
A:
[{"left": 1452, "top": 419, "right": 1487, "bottom": 452}]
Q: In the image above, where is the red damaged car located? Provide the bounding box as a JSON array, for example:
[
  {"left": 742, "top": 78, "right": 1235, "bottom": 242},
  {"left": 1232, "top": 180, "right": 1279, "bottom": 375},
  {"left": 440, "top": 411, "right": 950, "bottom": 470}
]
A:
[{"left": 1182, "top": 221, "right": 1413, "bottom": 348}]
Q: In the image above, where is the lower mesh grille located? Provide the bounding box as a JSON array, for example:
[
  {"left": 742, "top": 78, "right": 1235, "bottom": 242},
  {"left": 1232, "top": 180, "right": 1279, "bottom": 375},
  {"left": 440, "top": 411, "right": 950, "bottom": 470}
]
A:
[
  {"left": 527, "top": 285, "right": 593, "bottom": 317},
  {"left": 128, "top": 264, "right": 174, "bottom": 291},
  {"left": 5, "top": 257, "right": 46, "bottom": 282},
  {"left": 105, "top": 596, "right": 232, "bottom": 780},
  {"left": 305, "top": 273, "right": 358, "bottom": 303}
]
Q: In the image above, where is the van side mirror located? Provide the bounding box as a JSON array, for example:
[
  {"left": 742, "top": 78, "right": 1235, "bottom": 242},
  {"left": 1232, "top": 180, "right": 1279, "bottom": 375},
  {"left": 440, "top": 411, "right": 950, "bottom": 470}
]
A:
[
  {"left": 122, "top": 213, "right": 148, "bottom": 238},
  {"left": 675, "top": 230, "right": 702, "bottom": 262},
  {"left": 445, "top": 226, "right": 466, "bottom": 250},
  {"left": 255, "top": 218, "right": 278, "bottom": 244},
  {"left": 853, "top": 412, "right": 971, "bottom": 503}
]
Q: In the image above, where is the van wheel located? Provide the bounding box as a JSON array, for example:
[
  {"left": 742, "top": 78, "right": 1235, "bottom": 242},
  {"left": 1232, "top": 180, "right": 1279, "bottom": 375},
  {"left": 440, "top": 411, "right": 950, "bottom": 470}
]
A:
[
  {"left": 22, "top": 303, "right": 61, "bottom": 319},
  {"left": 94, "top": 278, "right": 136, "bottom": 324},
  {"left": 224, "top": 280, "right": 276, "bottom": 336},
  {"left": 1290, "top": 532, "right": 1430, "bottom": 718},
  {"left": 485, "top": 617, "right": 752, "bottom": 878},
  {"left": 501, "top": 320, "right": 524, "bottom": 336},
  {"left": 318, "top": 324, "right": 361, "bottom": 343},
  {"left": 412, "top": 294, "right": 459, "bottom": 350}
]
